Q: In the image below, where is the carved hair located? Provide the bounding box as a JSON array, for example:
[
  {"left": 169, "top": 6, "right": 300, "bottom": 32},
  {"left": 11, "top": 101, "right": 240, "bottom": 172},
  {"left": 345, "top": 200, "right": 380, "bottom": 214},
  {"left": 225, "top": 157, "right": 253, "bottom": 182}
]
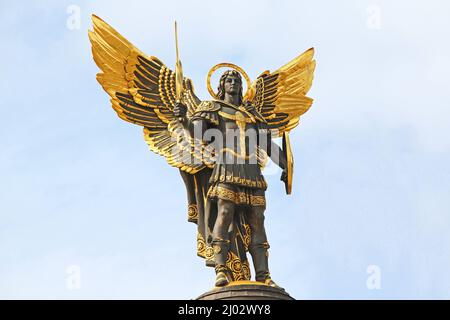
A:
[{"left": 217, "top": 70, "right": 243, "bottom": 104}]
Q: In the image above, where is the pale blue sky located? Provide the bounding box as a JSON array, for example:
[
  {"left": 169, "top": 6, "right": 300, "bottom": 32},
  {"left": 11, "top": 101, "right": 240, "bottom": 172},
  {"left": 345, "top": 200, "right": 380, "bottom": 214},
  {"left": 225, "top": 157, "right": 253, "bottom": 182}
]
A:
[{"left": 1, "top": 0, "right": 449, "bottom": 299}]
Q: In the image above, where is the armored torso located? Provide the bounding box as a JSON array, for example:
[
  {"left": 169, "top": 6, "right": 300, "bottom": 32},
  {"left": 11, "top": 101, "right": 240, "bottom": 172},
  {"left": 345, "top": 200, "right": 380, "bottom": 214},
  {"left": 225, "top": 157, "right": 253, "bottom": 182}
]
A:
[{"left": 191, "top": 100, "right": 269, "bottom": 190}]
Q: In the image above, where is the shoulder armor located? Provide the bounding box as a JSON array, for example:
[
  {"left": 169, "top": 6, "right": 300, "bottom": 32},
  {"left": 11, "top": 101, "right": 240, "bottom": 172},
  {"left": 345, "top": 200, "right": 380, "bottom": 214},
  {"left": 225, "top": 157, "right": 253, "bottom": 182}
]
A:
[
  {"left": 191, "top": 101, "right": 220, "bottom": 125},
  {"left": 196, "top": 101, "right": 221, "bottom": 112}
]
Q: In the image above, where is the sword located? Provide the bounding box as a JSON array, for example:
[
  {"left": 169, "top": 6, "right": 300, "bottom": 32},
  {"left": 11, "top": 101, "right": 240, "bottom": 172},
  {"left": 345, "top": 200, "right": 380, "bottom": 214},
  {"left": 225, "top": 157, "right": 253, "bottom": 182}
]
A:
[{"left": 174, "top": 21, "right": 184, "bottom": 122}]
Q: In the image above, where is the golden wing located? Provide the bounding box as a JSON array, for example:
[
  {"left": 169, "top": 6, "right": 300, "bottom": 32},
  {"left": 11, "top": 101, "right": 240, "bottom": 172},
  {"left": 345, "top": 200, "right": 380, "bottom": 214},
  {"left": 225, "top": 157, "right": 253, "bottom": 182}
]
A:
[
  {"left": 247, "top": 48, "right": 316, "bottom": 136},
  {"left": 89, "top": 15, "right": 210, "bottom": 173}
]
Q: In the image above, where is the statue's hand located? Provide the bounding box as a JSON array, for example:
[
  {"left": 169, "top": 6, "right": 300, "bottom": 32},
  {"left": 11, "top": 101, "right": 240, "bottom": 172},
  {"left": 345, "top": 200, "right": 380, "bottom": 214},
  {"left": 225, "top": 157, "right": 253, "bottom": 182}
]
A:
[
  {"left": 280, "top": 168, "right": 288, "bottom": 183},
  {"left": 244, "top": 100, "right": 254, "bottom": 109},
  {"left": 173, "top": 102, "right": 187, "bottom": 118}
]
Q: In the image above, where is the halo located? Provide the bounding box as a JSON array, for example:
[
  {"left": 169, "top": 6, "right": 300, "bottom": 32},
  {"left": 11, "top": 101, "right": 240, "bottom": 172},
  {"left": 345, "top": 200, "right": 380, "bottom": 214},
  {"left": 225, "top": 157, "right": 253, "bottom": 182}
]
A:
[{"left": 206, "top": 63, "right": 251, "bottom": 99}]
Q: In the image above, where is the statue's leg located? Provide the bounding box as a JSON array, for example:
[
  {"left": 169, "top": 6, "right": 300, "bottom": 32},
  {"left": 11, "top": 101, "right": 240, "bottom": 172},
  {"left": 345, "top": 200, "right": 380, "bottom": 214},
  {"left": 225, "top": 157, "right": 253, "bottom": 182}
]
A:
[
  {"left": 247, "top": 206, "right": 283, "bottom": 289},
  {"left": 211, "top": 198, "right": 235, "bottom": 286},
  {"left": 247, "top": 206, "right": 268, "bottom": 247},
  {"left": 247, "top": 206, "right": 269, "bottom": 280}
]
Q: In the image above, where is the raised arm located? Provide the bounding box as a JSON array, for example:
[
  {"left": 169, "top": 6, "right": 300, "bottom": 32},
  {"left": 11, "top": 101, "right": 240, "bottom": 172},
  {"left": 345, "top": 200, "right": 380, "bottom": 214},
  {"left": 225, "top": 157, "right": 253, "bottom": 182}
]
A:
[
  {"left": 173, "top": 102, "right": 190, "bottom": 130},
  {"left": 173, "top": 101, "right": 209, "bottom": 143}
]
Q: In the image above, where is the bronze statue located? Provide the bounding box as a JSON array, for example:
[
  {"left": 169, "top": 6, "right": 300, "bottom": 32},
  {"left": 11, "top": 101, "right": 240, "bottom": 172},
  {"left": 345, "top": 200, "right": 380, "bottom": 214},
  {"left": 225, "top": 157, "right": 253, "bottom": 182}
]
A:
[{"left": 89, "top": 15, "right": 315, "bottom": 288}]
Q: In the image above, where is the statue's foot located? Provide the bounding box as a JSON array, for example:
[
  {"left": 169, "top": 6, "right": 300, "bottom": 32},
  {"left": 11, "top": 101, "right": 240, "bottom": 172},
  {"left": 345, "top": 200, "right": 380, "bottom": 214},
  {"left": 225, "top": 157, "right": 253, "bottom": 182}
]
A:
[
  {"left": 215, "top": 271, "right": 229, "bottom": 287},
  {"left": 258, "top": 277, "right": 285, "bottom": 291}
]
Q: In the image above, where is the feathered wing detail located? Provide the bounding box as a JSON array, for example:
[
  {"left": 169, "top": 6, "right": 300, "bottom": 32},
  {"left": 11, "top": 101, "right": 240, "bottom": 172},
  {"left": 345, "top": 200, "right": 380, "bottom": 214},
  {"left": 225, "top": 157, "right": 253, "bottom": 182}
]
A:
[
  {"left": 89, "top": 15, "right": 208, "bottom": 173},
  {"left": 247, "top": 48, "right": 316, "bottom": 136}
]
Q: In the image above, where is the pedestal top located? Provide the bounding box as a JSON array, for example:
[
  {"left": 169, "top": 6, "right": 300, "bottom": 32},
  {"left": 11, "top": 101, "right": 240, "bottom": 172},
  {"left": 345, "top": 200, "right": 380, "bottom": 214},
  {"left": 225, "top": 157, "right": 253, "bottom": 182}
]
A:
[{"left": 196, "top": 281, "right": 294, "bottom": 300}]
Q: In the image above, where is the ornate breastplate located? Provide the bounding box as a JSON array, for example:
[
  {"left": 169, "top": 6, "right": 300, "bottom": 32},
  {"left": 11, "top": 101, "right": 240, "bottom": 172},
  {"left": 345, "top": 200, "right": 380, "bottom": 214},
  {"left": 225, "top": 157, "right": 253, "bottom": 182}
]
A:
[{"left": 216, "top": 102, "right": 260, "bottom": 160}]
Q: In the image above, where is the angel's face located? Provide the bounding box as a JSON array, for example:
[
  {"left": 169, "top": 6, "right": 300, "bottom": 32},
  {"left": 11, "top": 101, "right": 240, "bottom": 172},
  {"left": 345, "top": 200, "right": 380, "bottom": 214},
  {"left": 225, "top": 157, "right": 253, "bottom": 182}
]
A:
[{"left": 224, "top": 75, "right": 242, "bottom": 96}]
